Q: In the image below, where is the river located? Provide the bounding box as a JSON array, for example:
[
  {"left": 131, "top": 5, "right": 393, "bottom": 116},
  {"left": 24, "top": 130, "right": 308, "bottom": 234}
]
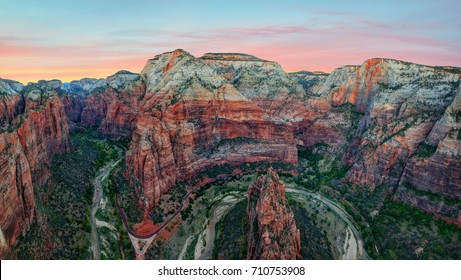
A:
[{"left": 89, "top": 145, "right": 123, "bottom": 260}]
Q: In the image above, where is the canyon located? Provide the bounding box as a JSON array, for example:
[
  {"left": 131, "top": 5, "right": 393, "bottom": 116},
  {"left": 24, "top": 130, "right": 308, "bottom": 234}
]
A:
[{"left": 1, "top": 49, "right": 460, "bottom": 259}]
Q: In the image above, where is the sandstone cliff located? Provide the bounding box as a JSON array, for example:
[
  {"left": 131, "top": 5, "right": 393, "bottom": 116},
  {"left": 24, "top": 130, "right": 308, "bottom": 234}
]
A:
[
  {"left": 56, "top": 52, "right": 461, "bottom": 225},
  {"left": 293, "top": 58, "right": 461, "bottom": 223},
  {"left": 247, "top": 168, "right": 301, "bottom": 260},
  {"left": 201, "top": 52, "right": 318, "bottom": 122},
  {"left": 396, "top": 83, "right": 461, "bottom": 225},
  {"left": 0, "top": 80, "right": 70, "bottom": 258},
  {"left": 126, "top": 50, "right": 297, "bottom": 213}
]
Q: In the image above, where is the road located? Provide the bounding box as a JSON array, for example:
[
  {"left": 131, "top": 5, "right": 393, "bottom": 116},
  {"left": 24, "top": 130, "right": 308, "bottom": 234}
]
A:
[
  {"left": 115, "top": 174, "right": 232, "bottom": 255},
  {"left": 194, "top": 187, "right": 368, "bottom": 260},
  {"left": 116, "top": 174, "right": 369, "bottom": 259}
]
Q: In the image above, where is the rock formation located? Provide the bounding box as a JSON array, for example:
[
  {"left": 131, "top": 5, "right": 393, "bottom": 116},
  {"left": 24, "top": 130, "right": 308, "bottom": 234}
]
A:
[
  {"left": 247, "top": 168, "right": 301, "bottom": 260},
  {"left": 126, "top": 50, "right": 297, "bottom": 212},
  {"left": 2, "top": 49, "right": 461, "bottom": 259},
  {"left": 0, "top": 80, "right": 70, "bottom": 258},
  {"left": 201, "top": 52, "right": 319, "bottom": 122},
  {"left": 302, "top": 58, "right": 461, "bottom": 224}
]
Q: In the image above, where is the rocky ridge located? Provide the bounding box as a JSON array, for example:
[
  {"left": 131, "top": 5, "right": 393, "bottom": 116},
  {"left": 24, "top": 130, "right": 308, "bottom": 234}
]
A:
[
  {"left": 126, "top": 49, "right": 297, "bottom": 212},
  {"left": 0, "top": 81, "right": 70, "bottom": 258},
  {"left": 306, "top": 58, "right": 461, "bottom": 224},
  {"left": 247, "top": 168, "right": 301, "bottom": 260}
]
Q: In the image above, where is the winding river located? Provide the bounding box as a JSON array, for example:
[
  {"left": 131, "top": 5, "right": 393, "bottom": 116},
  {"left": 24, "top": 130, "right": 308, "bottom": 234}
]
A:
[
  {"left": 90, "top": 145, "right": 123, "bottom": 260},
  {"left": 192, "top": 186, "right": 368, "bottom": 260}
]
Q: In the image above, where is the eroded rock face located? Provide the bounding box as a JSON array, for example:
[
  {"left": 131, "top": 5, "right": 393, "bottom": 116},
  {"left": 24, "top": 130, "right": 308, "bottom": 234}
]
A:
[
  {"left": 247, "top": 168, "right": 301, "bottom": 260},
  {"left": 292, "top": 59, "right": 461, "bottom": 223},
  {"left": 60, "top": 71, "right": 143, "bottom": 137},
  {"left": 289, "top": 71, "right": 329, "bottom": 93},
  {"left": 0, "top": 80, "right": 25, "bottom": 129},
  {"left": 394, "top": 84, "right": 461, "bottom": 225},
  {"left": 333, "top": 60, "right": 460, "bottom": 190},
  {"left": 126, "top": 50, "right": 297, "bottom": 212},
  {"left": 0, "top": 81, "right": 70, "bottom": 258},
  {"left": 200, "top": 52, "right": 313, "bottom": 122}
]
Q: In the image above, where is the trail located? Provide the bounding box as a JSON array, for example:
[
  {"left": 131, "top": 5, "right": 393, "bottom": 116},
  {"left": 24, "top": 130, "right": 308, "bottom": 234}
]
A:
[
  {"left": 116, "top": 174, "right": 231, "bottom": 257},
  {"left": 117, "top": 174, "right": 369, "bottom": 260}
]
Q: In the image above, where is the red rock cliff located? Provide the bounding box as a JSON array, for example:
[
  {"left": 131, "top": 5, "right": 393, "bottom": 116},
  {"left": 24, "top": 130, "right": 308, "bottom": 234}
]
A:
[
  {"left": 246, "top": 168, "right": 301, "bottom": 260},
  {"left": 0, "top": 88, "right": 70, "bottom": 258},
  {"left": 125, "top": 50, "right": 298, "bottom": 213}
]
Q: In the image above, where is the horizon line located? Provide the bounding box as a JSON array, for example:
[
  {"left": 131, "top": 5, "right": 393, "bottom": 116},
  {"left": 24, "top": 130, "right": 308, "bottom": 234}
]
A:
[{"left": 2, "top": 51, "right": 461, "bottom": 84}]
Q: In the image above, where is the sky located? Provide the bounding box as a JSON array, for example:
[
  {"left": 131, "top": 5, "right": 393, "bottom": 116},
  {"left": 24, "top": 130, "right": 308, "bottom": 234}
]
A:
[{"left": 0, "top": 0, "right": 460, "bottom": 83}]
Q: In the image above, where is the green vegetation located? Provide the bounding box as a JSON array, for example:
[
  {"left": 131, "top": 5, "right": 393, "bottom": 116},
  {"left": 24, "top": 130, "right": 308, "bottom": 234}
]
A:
[
  {"left": 296, "top": 143, "right": 350, "bottom": 192},
  {"left": 170, "top": 93, "right": 180, "bottom": 106},
  {"left": 13, "top": 130, "right": 135, "bottom": 260},
  {"left": 453, "top": 110, "right": 461, "bottom": 122},
  {"left": 14, "top": 133, "right": 99, "bottom": 259},
  {"left": 1, "top": 112, "right": 26, "bottom": 134},
  {"left": 89, "top": 86, "right": 107, "bottom": 95},
  {"left": 331, "top": 102, "right": 364, "bottom": 140},
  {"left": 213, "top": 190, "right": 334, "bottom": 260},
  {"left": 293, "top": 135, "right": 461, "bottom": 260},
  {"left": 290, "top": 202, "right": 333, "bottom": 259},
  {"left": 433, "top": 66, "right": 461, "bottom": 75},
  {"left": 149, "top": 173, "right": 255, "bottom": 260},
  {"left": 110, "top": 163, "right": 138, "bottom": 259},
  {"left": 414, "top": 142, "right": 437, "bottom": 158},
  {"left": 213, "top": 200, "right": 248, "bottom": 259},
  {"left": 370, "top": 200, "right": 461, "bottom": 259},
  {"left": 185, "top": 235, "right": 199, "bottom": 260},
  {"left": 381, "top": 122, "right": 412, "bottom": 144},
  {"left": 401, "top": 182, "right": 461, "bottom": 208}
]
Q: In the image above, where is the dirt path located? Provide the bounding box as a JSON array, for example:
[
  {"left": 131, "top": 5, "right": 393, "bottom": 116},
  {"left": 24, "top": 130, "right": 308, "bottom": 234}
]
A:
[{"left": 90, "top": 147, "right": 123, "bottom": 260}]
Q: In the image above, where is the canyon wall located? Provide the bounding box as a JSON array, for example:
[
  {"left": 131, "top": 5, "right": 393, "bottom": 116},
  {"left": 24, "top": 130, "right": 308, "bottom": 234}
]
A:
[
  {"left": 294, "top": 59, "right": 461, "bottom": 223},
  {"left": 57, "top": 52, "right": 461, "bottom": 224},
  {"left": 0, "top": 81, "right": 70, "bottom": 258},
  {"left": 125, "top": 50, "right": 297, "bottom": 211}
]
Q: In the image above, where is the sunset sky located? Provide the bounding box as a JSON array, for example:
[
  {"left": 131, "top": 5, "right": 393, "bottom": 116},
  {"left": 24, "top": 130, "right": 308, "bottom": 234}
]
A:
[{"left": 1, "top": 0, "right": 460, "bottom": 83}]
